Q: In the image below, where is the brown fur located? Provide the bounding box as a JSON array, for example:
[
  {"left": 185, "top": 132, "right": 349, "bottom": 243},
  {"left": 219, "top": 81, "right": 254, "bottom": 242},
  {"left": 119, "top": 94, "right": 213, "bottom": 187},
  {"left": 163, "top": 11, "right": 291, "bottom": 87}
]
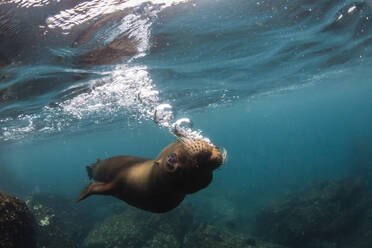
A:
[{"left": 77, "top": 140, "right": 223, "bottom": 213}]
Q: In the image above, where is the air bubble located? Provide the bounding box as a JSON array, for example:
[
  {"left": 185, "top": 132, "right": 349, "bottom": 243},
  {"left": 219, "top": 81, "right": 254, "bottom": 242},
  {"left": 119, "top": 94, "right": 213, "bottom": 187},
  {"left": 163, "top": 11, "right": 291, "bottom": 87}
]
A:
[
  {"left": 154, "top": 104, "right": 174, "bottom": 126},
  {"left": 174, "top": 118, "right": 193, "bottom": 129},
  {"left": 347, "top": 5, "right": 356, "bottom": 14},
  {"left": 173, "top": 118, "right": 193, "bottom": 137}
]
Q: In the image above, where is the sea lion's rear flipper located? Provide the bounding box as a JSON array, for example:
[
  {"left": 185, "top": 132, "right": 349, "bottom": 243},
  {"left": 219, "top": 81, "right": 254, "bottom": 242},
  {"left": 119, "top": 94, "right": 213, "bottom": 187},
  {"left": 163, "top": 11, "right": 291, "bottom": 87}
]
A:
[{"left": 77, "top": 181, "right": 113, "bottom": 202}]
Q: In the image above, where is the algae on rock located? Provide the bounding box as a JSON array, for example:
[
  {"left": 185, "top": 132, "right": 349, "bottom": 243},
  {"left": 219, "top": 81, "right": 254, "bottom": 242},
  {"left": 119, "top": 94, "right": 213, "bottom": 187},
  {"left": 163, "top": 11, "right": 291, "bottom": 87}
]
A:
[
  {"left": 26, "top": 193, "right": 78, "bottom": 248},
  {"left": 184, "top": 223, "right": 287, "bottom": 248},
  {"left": 255, "top": 177, "right": 370, "bottom": 247},
  {"left": 0, "top": 191, "right": 35, "bottom": 248},
  {"left": 83, "top": 206, "right": 193, "bottom": 248}
]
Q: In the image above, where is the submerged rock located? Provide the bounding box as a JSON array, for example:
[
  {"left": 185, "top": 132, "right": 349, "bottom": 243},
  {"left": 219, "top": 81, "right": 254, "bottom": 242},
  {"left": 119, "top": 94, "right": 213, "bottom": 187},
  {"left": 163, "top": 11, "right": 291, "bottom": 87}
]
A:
[
  {"left": 255, "top": 177, "right": 370, "bottom": 247},
  {"left": 26, "top": 194, "right": 78, "bottom": 248},
  {"left": 184, "top": 223, "right": 287, "bottom": 248},
  {"left": 25, "top": 192, "right": 128, "bottom": 246},
  {"left": 83, "top": 206, "right": 193, "bottom": 248},
  {"left": 0, "top": 191, "right": 35, "bottom": 248},
  {"left": 340, "top": 207, "right": 372, "bottom": 248}
]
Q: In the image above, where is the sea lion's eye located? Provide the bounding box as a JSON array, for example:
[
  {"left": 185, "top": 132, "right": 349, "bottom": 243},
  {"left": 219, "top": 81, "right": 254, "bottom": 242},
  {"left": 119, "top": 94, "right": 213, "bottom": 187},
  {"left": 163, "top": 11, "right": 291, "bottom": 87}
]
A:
[{"left": 167, "top": 153, "right": 177, "bottom": 167}]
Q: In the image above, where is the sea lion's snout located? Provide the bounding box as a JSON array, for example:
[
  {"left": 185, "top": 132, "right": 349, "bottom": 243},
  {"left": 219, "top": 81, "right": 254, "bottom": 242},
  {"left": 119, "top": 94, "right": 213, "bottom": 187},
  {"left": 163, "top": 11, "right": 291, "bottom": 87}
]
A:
[
  {"left": 182, "top": 139, "right": 224, "bottom": 170},
  {"left": 207, "top": 146, "right": 224, "bottom": 169}
]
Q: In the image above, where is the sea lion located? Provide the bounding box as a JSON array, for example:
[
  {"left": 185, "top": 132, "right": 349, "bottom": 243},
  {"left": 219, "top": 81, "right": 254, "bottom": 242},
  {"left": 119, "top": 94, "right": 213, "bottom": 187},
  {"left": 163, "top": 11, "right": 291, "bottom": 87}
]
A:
[{"left": 77, "top": 138, "right": 224, "bottom": 213}]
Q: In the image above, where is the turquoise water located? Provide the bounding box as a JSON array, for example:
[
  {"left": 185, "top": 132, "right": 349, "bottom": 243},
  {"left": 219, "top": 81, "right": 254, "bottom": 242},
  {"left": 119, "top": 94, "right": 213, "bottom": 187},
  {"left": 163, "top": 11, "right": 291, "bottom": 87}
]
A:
[{"left": 1, "top": 0, "right": 372, "bottom": 247}]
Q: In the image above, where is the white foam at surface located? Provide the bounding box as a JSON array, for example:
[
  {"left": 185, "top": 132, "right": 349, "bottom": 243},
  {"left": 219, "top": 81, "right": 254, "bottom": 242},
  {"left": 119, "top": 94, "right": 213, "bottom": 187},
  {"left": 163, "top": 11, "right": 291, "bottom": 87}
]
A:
[
  {"left": 0, "top": 0, "right": 214, "bottom": 143},
  {"left": 58, "top": 64, "right": 160, "bottom": 125},
  {"left": 46, "top": 0, "right": 192, "bottom": 31},
  {"left": 1, "top": 0, "right": 52, "bottom": 8}
]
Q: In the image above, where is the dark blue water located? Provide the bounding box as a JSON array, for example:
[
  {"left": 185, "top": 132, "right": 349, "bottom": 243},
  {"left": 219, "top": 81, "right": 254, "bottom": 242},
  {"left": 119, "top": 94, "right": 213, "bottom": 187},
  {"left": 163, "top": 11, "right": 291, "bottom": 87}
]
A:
[{"left": 1, "top": 0, "right": 372, "bottom": 246}]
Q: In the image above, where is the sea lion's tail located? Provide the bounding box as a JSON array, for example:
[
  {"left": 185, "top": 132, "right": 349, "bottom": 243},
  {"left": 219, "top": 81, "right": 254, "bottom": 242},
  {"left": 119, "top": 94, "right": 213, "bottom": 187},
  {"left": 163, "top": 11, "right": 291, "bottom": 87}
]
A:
[
  {"left": 77, "top": 181, "right": 112, "bottom": 202},
  {"left": 77, "top": 182, "right": 93, "bottom": 202}
]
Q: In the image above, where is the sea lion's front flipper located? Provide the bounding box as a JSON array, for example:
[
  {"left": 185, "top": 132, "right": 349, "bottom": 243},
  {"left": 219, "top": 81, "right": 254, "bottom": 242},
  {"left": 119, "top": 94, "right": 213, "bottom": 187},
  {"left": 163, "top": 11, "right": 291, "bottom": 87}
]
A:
[{"left": 77, "top": 181, "right": 113, "bottom": 202}]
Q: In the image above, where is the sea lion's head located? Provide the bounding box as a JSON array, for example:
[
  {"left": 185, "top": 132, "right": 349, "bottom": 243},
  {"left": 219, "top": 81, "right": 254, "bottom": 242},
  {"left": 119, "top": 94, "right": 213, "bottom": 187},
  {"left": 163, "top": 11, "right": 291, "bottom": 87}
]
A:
[{"left": 155, "top": 139, "right": 225, "bottom": 194}]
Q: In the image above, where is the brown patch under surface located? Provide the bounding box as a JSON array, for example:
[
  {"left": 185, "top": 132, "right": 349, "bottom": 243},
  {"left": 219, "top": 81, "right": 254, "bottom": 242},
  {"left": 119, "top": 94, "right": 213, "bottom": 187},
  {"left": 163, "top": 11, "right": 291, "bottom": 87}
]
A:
[{"left": 79, "top": 37, "right": 137, "bottom": 65}]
